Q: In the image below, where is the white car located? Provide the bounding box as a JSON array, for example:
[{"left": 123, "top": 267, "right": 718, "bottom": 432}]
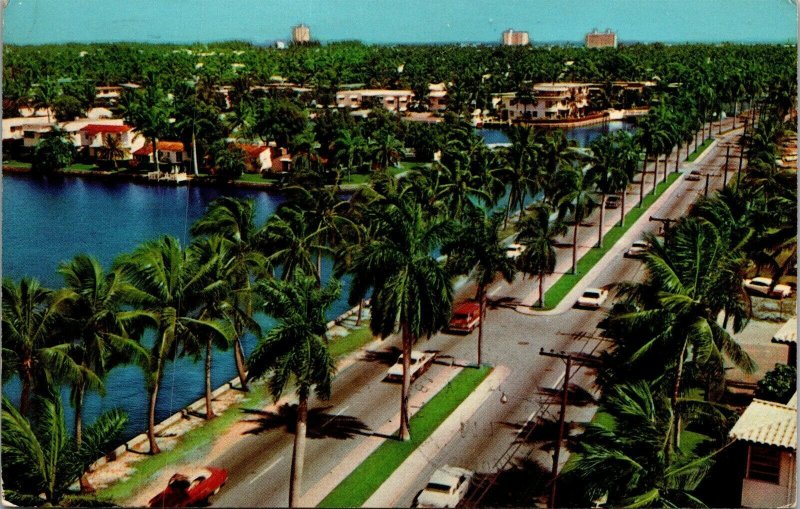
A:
[
  {"left": 685, "top": 169, "right": 702, "bottom": 181},
  {"left": 415, "top": 465, "right": 473, "bottom": 508},
  {"left": 743, "top": 277, "right": 793, "bottom": 298},
  {"left": 505, "top": 243, "right": 525, "bottom": 259},
  {"left": 385, "top": 350, "right": 436, "bottom": 382},
  {"left": 624, "top": 240, "right": 650, "bottom": 258},
  {"left": 576, "top": 288, "right": 609, "bottom": 309}
]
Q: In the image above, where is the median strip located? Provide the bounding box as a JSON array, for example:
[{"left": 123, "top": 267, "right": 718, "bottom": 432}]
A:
[{"left": 317, "top": 366, "right": 492, "bottom": 508}]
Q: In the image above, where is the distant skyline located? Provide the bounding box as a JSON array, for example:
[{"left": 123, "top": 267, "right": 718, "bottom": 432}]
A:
[{"left": 3, "top": 0, "right": 797, "bottom": 45}]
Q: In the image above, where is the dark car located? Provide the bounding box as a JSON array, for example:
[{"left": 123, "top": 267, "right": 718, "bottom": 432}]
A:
[
  {"left": 604, "top": 195, "right": 621, "bottom": 209},
  {"left": 148, "top": 467, "right": 228, "bottom": 507},
  {"left": 685, "top": 169, "right": 702, "bottom": 181}
]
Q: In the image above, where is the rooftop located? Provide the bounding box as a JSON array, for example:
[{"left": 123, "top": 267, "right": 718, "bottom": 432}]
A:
[
  {"left": 134, "top": 141, "right": 185, "bottom": 155},
  {"left": 729, "top": 393, "right": 797, "bottom": 449},
  {"left": 80, "top": 124, "right": 132, "bottom": 136},
  {"left": 772, "top": 317, "right": 797, "bottom": 345}
]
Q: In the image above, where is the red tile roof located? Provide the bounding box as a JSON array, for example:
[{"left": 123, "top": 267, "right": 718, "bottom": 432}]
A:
[
  {"left": 134, "top": 141, "right": 186, "bottom": 155},
  {"left": 236, "top": 144, "right": 269, "bottom": 157},
  {"left": 81, "top": 124, "right": 132, "bottom": 136}
]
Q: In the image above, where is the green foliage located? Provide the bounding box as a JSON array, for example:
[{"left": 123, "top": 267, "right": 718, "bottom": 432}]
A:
[
  {"left": 53, "top": 94, "right": 85, "bottom": 121},
  {"left": 32, "top": 132, "right": 74, "bottom": 174},
  {"left": 211, "top": 141, "right": 247, "bottom": 181},
  {"left": 756, "top": 363, "right": 797, "bottom": 403}
]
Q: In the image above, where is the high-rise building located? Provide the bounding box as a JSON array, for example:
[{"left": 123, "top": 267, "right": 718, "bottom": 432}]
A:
[
  {"left": 501, "top": 29, "right": 530, "bottom": 46},
  {"left": 292, "top": 24, "right": 311, "bottom": 44},
  {"left": 585, "top": 29, "right": 617, "bottom": 48}
]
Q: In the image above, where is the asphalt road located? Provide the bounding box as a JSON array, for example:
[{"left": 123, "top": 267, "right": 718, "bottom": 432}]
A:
[{"left": 203, "top": 121, "right": 742, "bottom": 508}]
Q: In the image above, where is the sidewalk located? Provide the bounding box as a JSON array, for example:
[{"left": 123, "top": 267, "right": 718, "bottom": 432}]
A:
[{"left": 362, "top": 366, "right": 511, "bottom": 508}]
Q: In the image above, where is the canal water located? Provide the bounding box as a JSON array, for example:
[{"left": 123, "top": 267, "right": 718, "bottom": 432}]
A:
[{"left": 2, "top": 121, "right": 632, "bottom": 438}]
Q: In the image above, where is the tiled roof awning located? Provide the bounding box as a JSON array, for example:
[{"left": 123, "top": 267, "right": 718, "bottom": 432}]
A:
[
  {"left": 729, "top": 394, "right": 797, "bottom": 450},
  {"left": 81, "top": 124, "right": 131, "bottom": 136},
  {"left": 772, "top": 317, "right": 797, "bottom": 345}
]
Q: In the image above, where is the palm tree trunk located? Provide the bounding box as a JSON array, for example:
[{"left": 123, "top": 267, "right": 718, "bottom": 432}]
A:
[
  {"left": 233, "top": 337, "right": 249, "bottom": 391},
  {"left": 355, "top": 299, "right": 363, "bottom": 326},
  {"left": 205, "top": 337, "right": 215, "bottom": 419},
  {"left": 147, "top": 382, "right": 161, "bottom": 454},
  {"left": 399, "top": 322, "right": 413, "bottom": 441},
  {"left": 670, "top": 339, "right": 688, "bottom": 457},
  {"left": 19, "top": 366, "right": 32, "bottom": 417},
  {"left": 477, "top": 289, "right": 485, "bottom": 366},
  {"left": 638, "top": 153, "right": 648, "bottom": 206},
  {"left": 288, "top": 394, "right": 308, "bottom": 508},
  {"left": 191, "top": 130, "right": 199, "bottom": 176},
  {"left": 75, "top": 383, "right": 85, "bottom": 446},
  {"left": 620, "top": 191, "right": 625, "bottom": 227},
  {"left": 675, "top": 144, "right": 681, "bottom": 173},
  {"left": 503, "top": 190, "right": 513, "bottom": 230},
  {"left": 152, "top": 137, "right": 161, "bottom": 175},
  {"left": 732, "top": 100, "right": 738, "bottom": 130},
  {"left": 316, "top": 251, "right": 323, "bottom": 283},
  {"left": 538, "top": 273, "right": 545, "bottom": 308},
  {"left": 597, "top": 194, "right": 605, "bottom": 248},
  {"left": 571, "top": 222, "right": 579, "bottom": 274}
]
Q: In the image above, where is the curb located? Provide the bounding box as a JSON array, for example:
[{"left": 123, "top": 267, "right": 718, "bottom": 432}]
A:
[{"left": 362, "top": 366, "right": 511, "bottom": 508}]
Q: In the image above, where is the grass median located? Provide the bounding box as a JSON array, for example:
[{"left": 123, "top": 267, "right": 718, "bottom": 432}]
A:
[
  {"left": 540, "top": 172, "right": 681, "bottom": 309},
  {"left": 686, "top": 138, "right": 714, "bottom": 162},
  {"left": 318, "top": 366, "right": 492, "bottom": 508}
]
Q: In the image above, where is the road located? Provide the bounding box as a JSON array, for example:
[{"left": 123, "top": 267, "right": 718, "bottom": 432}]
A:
[{"left": 152, "top": 120, "right": 744, "bottom": 508}]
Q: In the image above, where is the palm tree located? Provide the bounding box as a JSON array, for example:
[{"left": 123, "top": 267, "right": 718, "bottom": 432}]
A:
[
  {"left": 120, "top": 87, "right": 172, "bottom": 175},
  {"left": 516, "top": 204, "right": 567, "bottom": 307},
  {"left": 114, "top": 236, "right": 230, "bottom": 454},
  {"left": 2, "top": 277, "right": 87, "bottom": 417},
  {"left": 442, "top": 209, "right": 516, "bottom": 364},
  {"left": 369, "top": 132, "right": 404, "bottom": 170},
  {"left": 553, "top": 165, "right": 598, "bottom": 274},
  {"left": 347, "top": 199, "right": 455, "bottom": 440},
  {"left": 191, "top": 197, "right": 268, "bottom": 392},
  {"left": 262, "top": 205, "right": 329, "bottom": 282},
  {"left": 425, "top": 160, "right": 491, "bottom": 220},
  {"left": 101, "top": 133, "right": 126, "bottom": 169},
  {"left": 247, "top": 270, "right": 339, "bottom": 507},
  {"left": 497, "top": 126, "right": 538, "bottom": 225},
  {"left": 57, "top": 254, "right": 147, "bottom": 445},
  {"left": 2, "top": 395, "right": 127, "bottom": 507},
  {"left": 29, "top": 78, "right": 61, "bottom": 123},
  {"left": 587, "top": 133, "right": 629, "bottom": 247}
]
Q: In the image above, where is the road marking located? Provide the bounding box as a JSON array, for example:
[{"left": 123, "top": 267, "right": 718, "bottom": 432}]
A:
[
  {"left": 249, "top": 457, "right": 283, "bottom": 484},
  {"left": 321, "top": 405, "right": 350, "bottom": 428}
]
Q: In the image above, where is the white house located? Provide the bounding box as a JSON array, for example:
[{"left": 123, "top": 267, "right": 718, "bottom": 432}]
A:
[
  {"left": 236, "top": 144, "right": 272, "bottom": 173},
  {"left": 428, "top": 83, "right": 448, "bottom": 111},
  {"left": 133, "top": 141, "right": 189, "bottom": 171},
  {"left": 729, "top": 393, "right": 796, "bottom": 508},
  {"left": 492, "top": 82, "right": 591, "bottom": 122},
  {"left": 336, "top": 89, "right": 414, "bottom": 113},
  {"left": 78, "top": 124, "right": 135, "bottom": 159}
]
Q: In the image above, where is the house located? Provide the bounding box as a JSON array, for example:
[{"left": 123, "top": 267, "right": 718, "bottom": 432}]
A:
[
  {"left": 94, "top": 86, "right": 123, "bottom": 106},
  {"left": 270, "top": 147, "right": 293, "bottom": 173},
  {"left": 428, "top": 83, "right": 448, "bottom": 111},
  {"left": 79, "top": 124, "right": 135, "bottom": 160},
  {"left": 586, "top": 29, "right": 618, "bottom": 49},
  {"left": 492, "top": 82, "right": 591, "bottom": 122},
  {"left": 771, "top": 317, "right": 797, "bottom": 364},
  {"left": 729, "top": 392, "right": 796, "bottom": 508},
  {"left": 501, "top": 29, "right": 530, "bottom": 46},
  {"left": 21, "top": 125, "right": 55, "bottom": 148},
  {"left": 133, "top": 141, "right": 189, "bottom": 172},
  {"left": 336, "top": 89, "right": 414, "bottom": 113},
  {"left": 236, "top": 144, "right": 272, "bottom": 173}
]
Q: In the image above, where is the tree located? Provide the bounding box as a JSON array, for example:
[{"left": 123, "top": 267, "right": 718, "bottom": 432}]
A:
[
  {"left": 347, "top": 199, "right": 454, "bottom": 440},
  {"left": 120, "top": 87, "right": 172, "bottom": 175},
  {"left": 442, "top": 209, "right": 516, "bottom": 364},
  {"left": 263, "top": 205, "right": 329, "bottom": 282},
  {"left": 516, "top": 204, "right": 567, "bottom": 307},
  {"left": 755, "top": 363, "right": 796, "bottom": 404},
  {"left": 247, "top": 270, "right": 339, "bottom": 507},
  {"left": 57, "top": 254, "right": 147, "bottom": 445},
  {"left": 100, "top": 133, "right": 127, "bottom": 169},
  {"left": 32, "top": 129, "right": 74, "bottom": 174},
  {"left": 210, "top": 141, "right": 247, "bottom": 182},
  {"left": 2, "top": 277, "right": 87, "bottom": 417},
  {"left": 253, "top": 96, "right": 309, "bottom": 147},
  {"left": 191, "top": 197, "right": 268, "bottom": 391},
  {"left": 1, "top": 395, "right": 126, "bottom": 507},
  {"left": 114, "top": 236, "right": 230, "bottom": 454},
  {"left": 587, "top": 133, "right": 630, "bottom": 247},
  {"left": 553, "top": 165, "right": 598, "bottom": 274},
  {"left": 29, "top": 78, "right": 61, "bottom": 123},
  {"left": 53, "top": 95, "right": 85, "bottom": 122}
]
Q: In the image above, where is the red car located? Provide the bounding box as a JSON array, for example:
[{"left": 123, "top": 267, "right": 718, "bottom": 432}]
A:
[
  {"left": 448, "top": 301, "right": 481, "bottom": 333},
  {"left": 148, "top": 467, "right": 228, "bottom": 507}
]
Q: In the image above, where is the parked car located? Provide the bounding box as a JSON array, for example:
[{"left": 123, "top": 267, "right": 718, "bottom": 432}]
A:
[
  {"left": 685, "top": 169, "right": 702, "bottom": 181},
  {"left": 385, "top": 350, "right": 436, "bottom": 382},
  {"left": 448, "top": 301, "right": 481, "bottom": 333},
  {"left": 604, "top": 195, "right": 621, "bottom": 209},
  {"left": 505, "top": 243, "right": 525, "bottom": 259},
  {"left": 415, "top": 465, "right": 473, "bottom": 508},
  {"left": 743, "top": 277, "right": 793, "bottom": 298},
  {"left": 624, "top": 240, "right": 651, "bottom": 258},
  {"left": 576, "top": 288, "right": 609, "bottom": 309},
  {"left": 148, "top": 467, "right": 228, "bottom": 507}
]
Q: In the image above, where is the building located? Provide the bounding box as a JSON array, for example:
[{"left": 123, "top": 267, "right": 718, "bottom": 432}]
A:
[
  {"left": 586, "top": 29, "right": 618, "bottom": 48},
  {"left": 771, "top": 317, "right": 797, "bottom": 364},
  {"left": 335, "top": 89, "right": 415, "bottom": 113},
  {"left": 492, "top": 82, "right": 591, "bottom": 122},
  {"left": 292, "top": 24, "right": 311, "bottom": 44},
  {"left": 236, "top": 143, "right": 273, "bottom": 173},
  {"left": 133, "top": 141, "right": 189, "bottom": 172},
  {"left": 428, "top": 83, "right": 448, "bottom": 111},
  {"left": 78, "top": 124, "right": 135, "bottom": 160},
  {"left": 729, "top": 393, "right": 796, "bottom": 508},
  {"left": 502, "top": 29, "right": 529, "bottom": 46}
]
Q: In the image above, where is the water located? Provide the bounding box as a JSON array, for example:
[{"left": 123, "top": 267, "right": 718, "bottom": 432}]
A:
[
  {"left": 477, "top": 120, "right": 633, "bottom": 147},
  {"left": 1, "top": 121, "right": 631, "bottom": 438},
  {"left": 4, "top": 0, "right": 795, "bottom": 45}
]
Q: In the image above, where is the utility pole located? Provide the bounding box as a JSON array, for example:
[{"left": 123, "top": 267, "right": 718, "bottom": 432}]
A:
[
  {"left": 649, "top": 216, "right": 675, "bottom": 237},
  {"left": 704, "top": 172, "right": 710, "bottom": 197},
  {"left": 539, "top": 349, "right": 601, "bottom": 509}
]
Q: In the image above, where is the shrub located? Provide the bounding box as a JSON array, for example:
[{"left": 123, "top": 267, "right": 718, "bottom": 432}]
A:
[{"left": 755, "top": 363, "right": 797, "bottom": 404}]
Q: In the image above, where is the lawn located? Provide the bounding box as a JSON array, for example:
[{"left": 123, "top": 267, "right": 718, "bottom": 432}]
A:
[
  {"left": 329, "top": 326, "right": 375, "bottom": 359},
  {"left": 318, "top": 366, "right": 492, "bottom": 508},
  {"left": 237, "top": 173, "right": 278, "bottom": 184},
  {"left": 3, "top": 159, "right": 32, "bottom": 168},
  {"left": 686, "top": 138, "right": 714, "bottom": 162},
  {"left": 538, "top": 172, "right": 681, "bottom": 309}
]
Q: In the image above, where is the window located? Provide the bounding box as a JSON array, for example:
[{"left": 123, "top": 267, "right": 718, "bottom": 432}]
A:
[{"left": 748, "top": 446, "right": 781, "bottom": 484}]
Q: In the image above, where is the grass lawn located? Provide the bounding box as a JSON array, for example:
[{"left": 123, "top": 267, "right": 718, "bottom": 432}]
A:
[
  {"left": 64, "top": 163, "right": 102, "bottom": 171},
  {"left": 686, "top": 138, "right": 714, "bottom": 162},
  {"left": 329, "top": 326, "right": 375, "bottom": 359},
  {"left": 318, "top": 366, "right": 492, "bottom": 508},
  {"left": 237, "top": 173, "right": 278, "bottom": 184},
  {"left": 3, "top": 160, "right": 32, "bottom": 168},
  {"left": 538, "top": 172, "right": 681, "bottom": 310}
]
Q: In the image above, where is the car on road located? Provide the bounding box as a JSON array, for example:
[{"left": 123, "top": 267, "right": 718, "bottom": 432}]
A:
[
  {"left": 604, "top": 195, "right": 621, "bottom": 209},
  {"left": 385, "top": 350, "right": 436, "bottom": 382},
  {"left": 576, "top": 288, "right": 609, "bottom": 309},
  {"left": 624, "top": 240, "right": 651, "bottom": 258},
  {"left": 743, "top": 277, "right": 793, "bottom": 298},
  {"left": 685, "top": 169, "right": 702, "bottom": 181},
  {"left": 505, "top": 243, "right": 525, "bottom": 259},
  {"left": 448, "top": 301, "right": 481, "bottom": 333},
  {"left": 148, "top": 467, "right": 228, "bottom": 507},
  {"left": 414, "top": 465, "right": 473, "bottom": 508}
]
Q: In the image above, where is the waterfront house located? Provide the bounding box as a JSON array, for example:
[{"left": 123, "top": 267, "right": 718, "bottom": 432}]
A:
[
  {"left": 428, "top": 83, "right": 448, "bottom": 111},
  {"left": 729, "top": 393, "right": 796, "bottom": 508},
  {"left": 492, "top": 82, "right": 591, "bottom": 122},
  {"left": 133, "top": 141, "right": 190, "bottom": 172},
  {"left": 79, "top": 124, "right": 135, "bottom": 160},
  {"left": 236, "top": 143, "right": 272, "bottom": 173},
  {"left": 270, "top": 147, "right": 293, "bottom": 173},
  {"left": 21, "top": 125, "right": 54, "bottom": 148},
  {"left": 336, "top": 89, "right": 414, "bottom": 113}
]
